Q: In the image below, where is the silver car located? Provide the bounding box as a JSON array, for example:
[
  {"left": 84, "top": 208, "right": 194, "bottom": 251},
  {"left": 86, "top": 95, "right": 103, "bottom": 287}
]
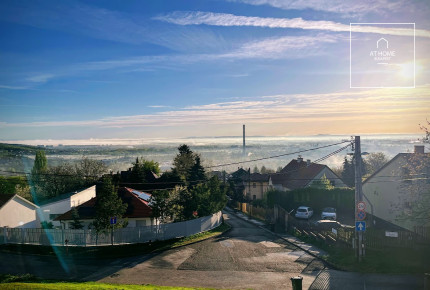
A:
[
  {"left": 321, "top": 207, "right": 337, "bottom": 220},
  {"left": 295, "top": 206, "right": 313, "bottom": 220}
]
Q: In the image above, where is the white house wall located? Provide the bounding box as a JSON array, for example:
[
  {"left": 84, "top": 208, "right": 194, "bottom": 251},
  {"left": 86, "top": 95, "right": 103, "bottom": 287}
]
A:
[
  {"left": 0, "top": 197, "right": 38, "bottom": 228},
  {"left": 363, "top": 155, "right": 430, "bottom": 232},
  {"left": 38, "top": 186, "right": 96, "bottom": 228}
]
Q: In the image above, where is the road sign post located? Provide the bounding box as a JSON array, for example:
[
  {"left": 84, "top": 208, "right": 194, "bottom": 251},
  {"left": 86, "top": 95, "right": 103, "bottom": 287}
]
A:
[{"left": 110, "top": 217, "right": 117, "bottom": 245}]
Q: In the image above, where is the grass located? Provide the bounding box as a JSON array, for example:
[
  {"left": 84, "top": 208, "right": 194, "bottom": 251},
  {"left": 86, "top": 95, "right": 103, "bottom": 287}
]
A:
[
  {"left": 0, "top": 280, "right": 220, "bottom": 289},
  {"left": 292, "top": 231, "right": 430, "bottom": 273},
  {"left": 0, "top": 222, "right": 231, "bottom": 260}
]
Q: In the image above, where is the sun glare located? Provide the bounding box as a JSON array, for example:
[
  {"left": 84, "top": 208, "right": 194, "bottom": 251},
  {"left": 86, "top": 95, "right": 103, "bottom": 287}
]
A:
[{"left": 397, "top": 62, "right": 422, "bottom": 80}]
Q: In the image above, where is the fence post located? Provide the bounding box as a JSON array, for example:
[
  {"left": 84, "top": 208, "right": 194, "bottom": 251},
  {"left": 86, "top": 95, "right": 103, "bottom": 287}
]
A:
[
  {"left": 84, "top": 229, "right": 86, "bottom": 247},
  {"left": 20, "top": 227, "right": 24, "bottom": 244},
  {"left": 3, "top": 227, "right": 7, "bottom": 244}
]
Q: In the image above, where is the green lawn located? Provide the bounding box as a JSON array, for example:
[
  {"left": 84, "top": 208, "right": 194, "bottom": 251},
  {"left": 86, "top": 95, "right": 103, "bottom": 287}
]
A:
[
  {"left": 292, "top": 232, "right": 430, "bottom": 273},
  {"left": 1, "top": 282, "right": 220, "bottom": 290},
  {"left": 0, "top": 222, "right": 231, "bottom": 260}
]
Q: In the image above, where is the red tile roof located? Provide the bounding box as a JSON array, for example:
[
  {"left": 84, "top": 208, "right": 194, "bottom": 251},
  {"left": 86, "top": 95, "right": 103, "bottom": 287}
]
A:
[{"left": 55, "top": 187, "right": 153, "bottom": 221}]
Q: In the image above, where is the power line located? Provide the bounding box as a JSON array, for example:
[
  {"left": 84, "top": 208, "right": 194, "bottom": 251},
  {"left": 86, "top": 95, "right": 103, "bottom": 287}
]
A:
[{"left": 205, "top": 141, "right": 351, "bottom": 169}]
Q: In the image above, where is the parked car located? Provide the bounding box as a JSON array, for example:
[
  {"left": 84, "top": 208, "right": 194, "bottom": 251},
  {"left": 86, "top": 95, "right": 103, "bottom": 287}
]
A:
[
  {"left": 295, "top": 206, "right": 313, "bottom": 220},
  {"left": 321, "top": 207, "right": 337, "bottom": 220}
]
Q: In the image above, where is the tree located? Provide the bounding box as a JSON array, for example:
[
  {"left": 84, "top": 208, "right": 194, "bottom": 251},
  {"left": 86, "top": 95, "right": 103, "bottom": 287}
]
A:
[
  {"left": 150, "top": 189, "right": 180, "bottom": 223},
  {"left": 363, "top": 152, "right": 389, "bottom": 176},
  {"left": 311, "top": 174, "right": 334, "bottom": 190},
  {"left": 188, "top": 155, "right": 206, "bottom": 186},
  {"left": 70, "top": 207, "right": 84, "bottom": 229},
  {"left": 341, "top": 157, "right": 354, "bottom": 187},
  {"left": 31, "top": 150, "right": 47, "bottom": 199},
  {"left": 127, "top": 157, "right": 161, "bottom": 189},
  {"left": 253, "top": 165, "right": 260, "bottom": 173},
  {"left": 93, "top": 176, "right": 127, "bottom": 231},
  {"left": 173, "top": 144, "right": 195, "bottom": 182},
  {"left": 75, "top": 157, "right": 108, "bottom": 187},
  {"left": 32, "top": 150, "right": 47, "bottom": 176}
]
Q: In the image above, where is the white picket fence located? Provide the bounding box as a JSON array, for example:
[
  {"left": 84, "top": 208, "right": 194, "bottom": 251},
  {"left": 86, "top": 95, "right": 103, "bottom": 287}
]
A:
[{"left": 0, "top": 211, "right": 223, "bottom": 246}]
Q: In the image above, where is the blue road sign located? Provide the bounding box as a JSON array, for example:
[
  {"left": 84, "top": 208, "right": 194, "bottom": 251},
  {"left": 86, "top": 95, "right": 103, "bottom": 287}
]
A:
[
  {"left": 356, "top": 221, "right": 366, "bottom": 232},
  {"left": 110, "top": 217, "right": 117, "bottom": 225},
  {"left": 357, "top": 210, "right": 366, "bottom": 220}
]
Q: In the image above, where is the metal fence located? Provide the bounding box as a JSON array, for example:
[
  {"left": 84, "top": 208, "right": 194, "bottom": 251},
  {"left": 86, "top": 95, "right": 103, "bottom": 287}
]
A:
[{"left": 0, "top": 211, "right": 223, "bottom": 246}]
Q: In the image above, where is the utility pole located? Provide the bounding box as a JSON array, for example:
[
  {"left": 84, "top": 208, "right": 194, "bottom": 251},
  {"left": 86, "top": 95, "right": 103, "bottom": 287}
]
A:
[{"left": 354, "top": 136, "right": 365, "bottom": 261}]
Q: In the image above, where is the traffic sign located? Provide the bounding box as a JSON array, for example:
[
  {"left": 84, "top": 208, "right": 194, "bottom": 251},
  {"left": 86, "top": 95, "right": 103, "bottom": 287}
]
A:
[
  {"left": 357, "top": 201, "right": 366, "bottom": 211},
  {"left": 356, "top": 210, "right": 366, "bottom": 221},
  {"left": 355, "top": 221, "right": 366, "bottom": 232},
  {"left": 110, "top": 217, "right": 117, "bottom": 225}
]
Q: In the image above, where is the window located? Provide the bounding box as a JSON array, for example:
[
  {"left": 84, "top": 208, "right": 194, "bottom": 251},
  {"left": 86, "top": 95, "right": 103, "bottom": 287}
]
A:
[
  {"left": 253, "top": 195, "right": 256, "bottom": 200},
  {"left": 330, "top": 180, "right": 335, "bottom": 186},
  {"left": 253, "top": 183, "right": 256, "bottom": 188}
]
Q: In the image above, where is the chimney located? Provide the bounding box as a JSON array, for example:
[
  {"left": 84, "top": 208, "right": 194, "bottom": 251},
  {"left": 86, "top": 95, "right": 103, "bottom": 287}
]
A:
[
  {"left": 306, "top": 159, "right": 311, "bottom": 167},
  {"left": 297, "top": 155, "right": 303, "bottom": 163},
  {"left": 414, "top": 145, "right": 425, "bottom": 154},
  {"left": 243, "top": 124, "right": 246, "bottom": 156}
]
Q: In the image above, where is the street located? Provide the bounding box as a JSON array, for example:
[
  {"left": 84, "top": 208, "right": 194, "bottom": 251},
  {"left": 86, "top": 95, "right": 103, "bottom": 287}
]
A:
[{"left": 0, "top": 211, "right": 423, "bottom": 289}]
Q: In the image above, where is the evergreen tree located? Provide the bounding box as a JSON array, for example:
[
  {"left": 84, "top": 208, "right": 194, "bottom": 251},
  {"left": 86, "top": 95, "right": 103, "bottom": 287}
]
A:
[
  {"left": 31, "top": 150, "right": 47, "bottom": 200},
  {"left": 341, "top": 157, "right": 354, "bottom": 187},
  {"left": 253, "top": 165, "right": 260, "bottom": 173},
  {"left": 32, "top": 150, "right": 47, "bottom": 175},
  {"left": 93, "top": 176, "right": 127, "bottom": 231},
  {"left": 188, "top": 155, "right": 206, "bottom": 186},
  {"left": 70, "top": 207, "right": 84, "bottom": 229},
  {"left": 173, "top": 144, "right": 195, "bottom": 181}
]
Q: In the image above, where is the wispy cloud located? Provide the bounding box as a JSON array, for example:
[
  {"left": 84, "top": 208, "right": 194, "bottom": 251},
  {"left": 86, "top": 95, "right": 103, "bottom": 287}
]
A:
[
  {"left": 229, "top": 0, "right": 405, "bottom": 17},
  {"left": 2, "top": 85, "right": 429, "bottom": 129},
  {"left": 0, "top": 85, "right": 30, "bottom": 90},
  {"left": 0, "top": 1, "right": 226, "bottom": 53},
  {"left": 26, "top": 74, "right": 55, "bottom": 83},
  {"left": 155, "top": 11, "right": 430, "bottom": 38}
]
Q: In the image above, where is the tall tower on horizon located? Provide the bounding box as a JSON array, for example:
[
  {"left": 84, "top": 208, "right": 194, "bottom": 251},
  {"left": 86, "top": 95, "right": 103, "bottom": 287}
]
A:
[{"left": 243, "top": 124, "right": 246, "bottom": 156}]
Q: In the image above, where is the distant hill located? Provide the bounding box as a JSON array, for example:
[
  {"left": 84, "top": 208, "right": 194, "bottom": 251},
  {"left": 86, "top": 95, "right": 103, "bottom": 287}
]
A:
[{"left": 0, "top": 143, "right": 44, "bottom": 157}]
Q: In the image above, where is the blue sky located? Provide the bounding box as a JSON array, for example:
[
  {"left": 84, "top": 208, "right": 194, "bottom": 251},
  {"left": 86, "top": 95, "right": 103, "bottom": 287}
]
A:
[{"left": 1, "top": 0, "right": 429, "bottom": 141}]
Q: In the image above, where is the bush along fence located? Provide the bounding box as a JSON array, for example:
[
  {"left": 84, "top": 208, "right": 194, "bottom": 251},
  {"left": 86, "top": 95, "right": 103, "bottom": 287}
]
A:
[{"left": 0, "top": 211, "right": 223, "bottom": 246}]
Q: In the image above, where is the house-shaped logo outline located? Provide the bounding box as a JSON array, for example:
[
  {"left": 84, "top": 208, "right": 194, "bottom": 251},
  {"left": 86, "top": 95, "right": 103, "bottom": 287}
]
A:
[{"left": 376, "top": 37, "right": 388, "bottom": 49}]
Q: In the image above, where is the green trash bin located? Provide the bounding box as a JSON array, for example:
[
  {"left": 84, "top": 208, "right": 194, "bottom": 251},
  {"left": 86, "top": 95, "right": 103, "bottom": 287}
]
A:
[{"left": 291, "top": 276, "right": 303, "bottom": 290}]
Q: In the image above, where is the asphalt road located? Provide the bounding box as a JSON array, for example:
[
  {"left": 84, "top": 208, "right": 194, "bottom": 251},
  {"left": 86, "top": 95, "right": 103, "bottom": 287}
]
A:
[
  {"left": 0, "top": 211, "right": 424, "bottom": 289},
  {"left": 92, "top": 211, "right": 325, "bottom": 289}
]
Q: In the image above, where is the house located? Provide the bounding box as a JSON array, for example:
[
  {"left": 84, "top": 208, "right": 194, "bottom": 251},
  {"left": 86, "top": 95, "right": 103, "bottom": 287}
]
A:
[
  {"left": 55, "top": 187, "right": 156, "bottom": 229},
  {"left": 362, "top": 145, "right": 430, "bottom": 235},
  {"left": 269, "top": 156, "right": 347, "bottom": 191},
  {"left": 0, "top": 194, "right": 39, "bottom": 228},
  {"left": 236, "top": 157, "right": 346, "bottom": 200},
  {"left": 36, "top": 185, "right": 96, "bottom": 228},
  {"left": 244, "top": 173, "right": 270, "bottom": 200}
]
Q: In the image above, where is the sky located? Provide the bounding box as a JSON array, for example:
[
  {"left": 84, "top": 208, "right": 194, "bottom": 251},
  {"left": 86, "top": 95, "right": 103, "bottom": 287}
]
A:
[{"left": 0, "top": 0, "right": 430, "bottom": 141}]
